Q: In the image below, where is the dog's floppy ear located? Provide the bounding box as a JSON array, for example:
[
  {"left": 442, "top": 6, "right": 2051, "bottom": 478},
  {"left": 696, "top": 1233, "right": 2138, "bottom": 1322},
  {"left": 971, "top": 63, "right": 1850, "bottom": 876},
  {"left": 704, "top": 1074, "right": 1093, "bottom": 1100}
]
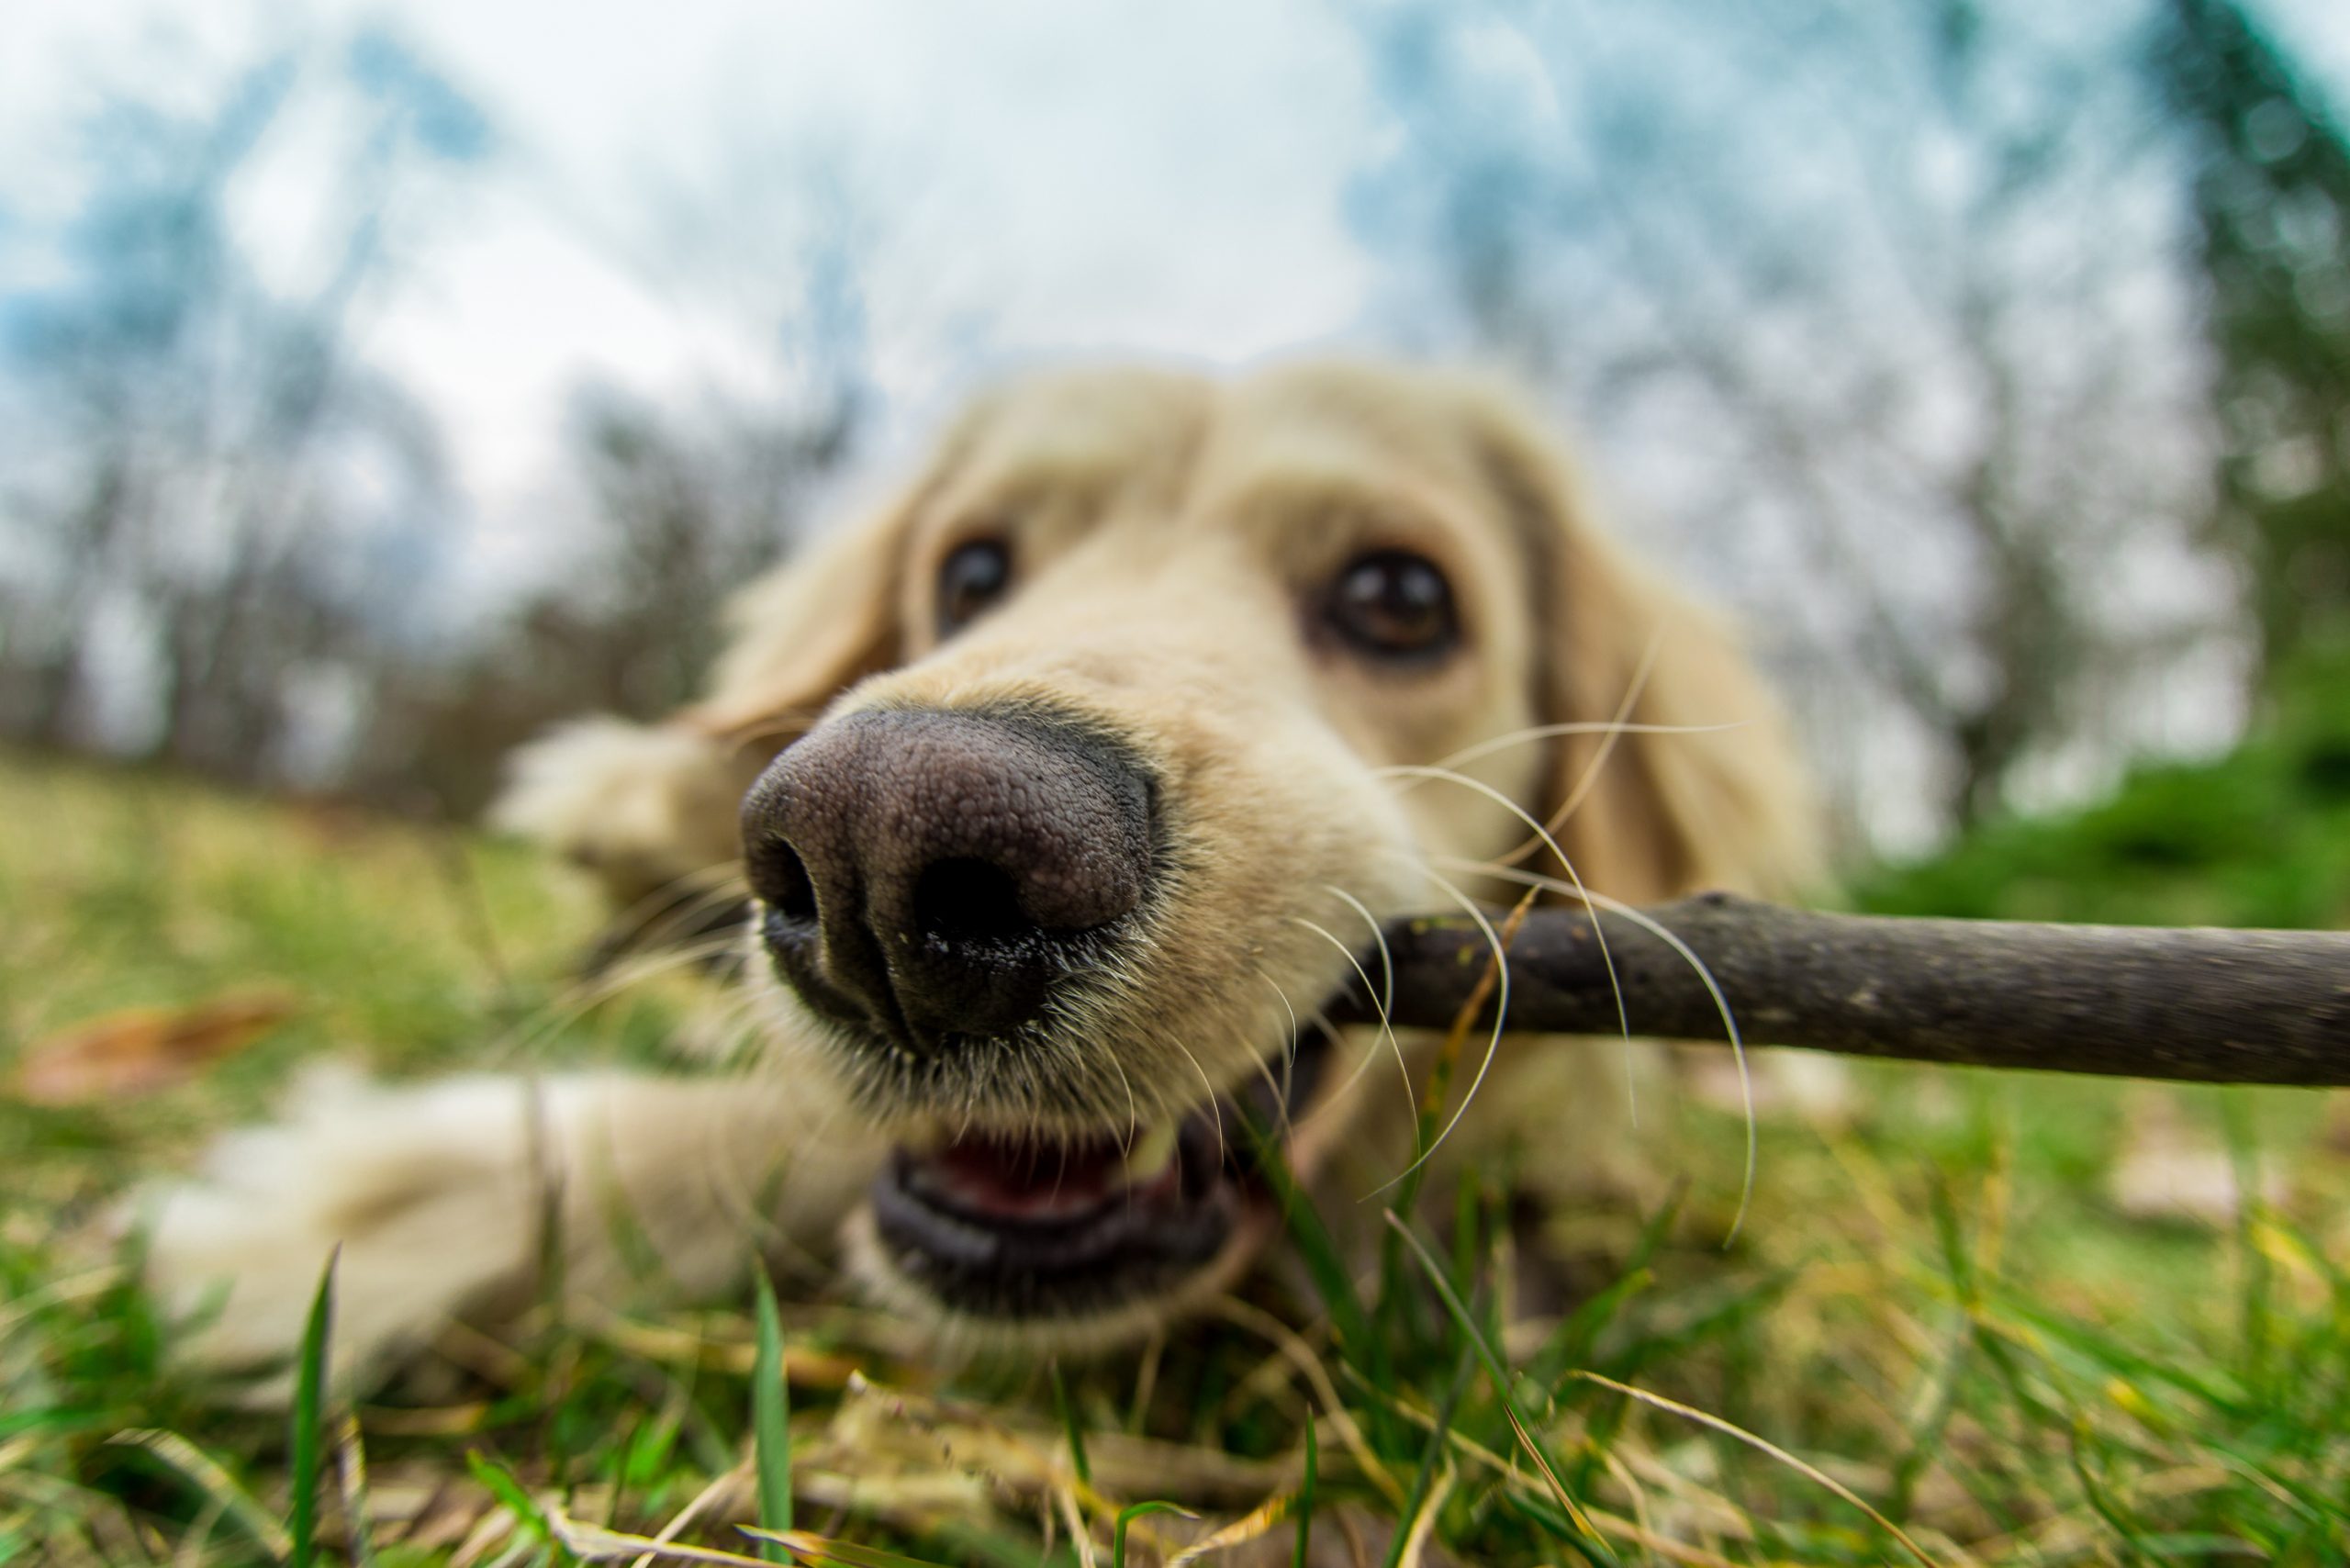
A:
[
  {"left": 1472, "top": 394, "right": 1825, "bottom": 906},
  {"left": 680, "top": 499, "right": 916, "bottom": 745},
  {"left": 492, "top": 492, "right": 919, "bottom": 917}
]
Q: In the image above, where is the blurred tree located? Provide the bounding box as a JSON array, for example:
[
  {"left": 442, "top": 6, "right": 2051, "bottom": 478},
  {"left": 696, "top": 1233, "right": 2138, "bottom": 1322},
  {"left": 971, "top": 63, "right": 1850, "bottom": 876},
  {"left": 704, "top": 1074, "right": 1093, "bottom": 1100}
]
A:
[
  {"left": 563, "top": 378, "right": 859, "bottom": 717},
  {"left": 1341, "top": 0, "right": 2232, "bottom": 841},
  {"left": 0, "top": 28, "right": 489, "bottom": 786},
  {"left": 342, "top": 155, "right": 879, "bottom": 818},
  {"left": 2161, "top": 0, "right": 2350, "bottom": 683}
]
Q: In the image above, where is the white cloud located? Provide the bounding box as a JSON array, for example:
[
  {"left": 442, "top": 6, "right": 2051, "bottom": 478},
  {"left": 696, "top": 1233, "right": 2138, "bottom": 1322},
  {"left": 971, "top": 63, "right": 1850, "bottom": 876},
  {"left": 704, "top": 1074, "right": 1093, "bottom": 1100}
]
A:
[{"left": 4, "top": 0, "right": 1380, "bottom": 587}]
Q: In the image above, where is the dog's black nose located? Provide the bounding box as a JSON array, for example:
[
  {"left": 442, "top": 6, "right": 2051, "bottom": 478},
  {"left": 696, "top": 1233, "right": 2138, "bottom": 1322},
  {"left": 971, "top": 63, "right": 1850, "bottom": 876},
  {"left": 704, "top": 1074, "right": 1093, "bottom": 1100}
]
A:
[{"left": 741, "top": 708, "right": 1154, "bottom": 1049}]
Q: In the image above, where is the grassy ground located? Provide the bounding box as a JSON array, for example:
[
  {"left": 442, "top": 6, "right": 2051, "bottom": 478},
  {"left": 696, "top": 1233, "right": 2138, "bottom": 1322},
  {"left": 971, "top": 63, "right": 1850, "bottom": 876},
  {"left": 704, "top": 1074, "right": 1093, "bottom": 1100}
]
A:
[{"left": 6, "top": 749, "right": 2350, "bottom": 1565}]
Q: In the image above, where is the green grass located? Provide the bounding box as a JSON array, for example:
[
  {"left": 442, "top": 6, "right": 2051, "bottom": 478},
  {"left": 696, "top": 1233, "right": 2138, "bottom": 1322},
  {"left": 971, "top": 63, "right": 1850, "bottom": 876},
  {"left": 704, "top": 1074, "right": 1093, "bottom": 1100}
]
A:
[
  {"left": 1859, "top": 641, "right": 2350, "bottom": 932},
  {"left": 5, "top": 745, "right": 2350, "bottom": 1563}
]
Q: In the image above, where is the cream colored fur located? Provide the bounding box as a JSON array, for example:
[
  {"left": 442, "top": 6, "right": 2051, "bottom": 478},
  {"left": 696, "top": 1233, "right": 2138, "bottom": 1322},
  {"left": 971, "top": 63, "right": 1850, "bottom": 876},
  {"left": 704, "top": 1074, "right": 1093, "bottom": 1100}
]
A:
[{"left": 140, "top": 359, "right": 1829, "bottom": 1393}]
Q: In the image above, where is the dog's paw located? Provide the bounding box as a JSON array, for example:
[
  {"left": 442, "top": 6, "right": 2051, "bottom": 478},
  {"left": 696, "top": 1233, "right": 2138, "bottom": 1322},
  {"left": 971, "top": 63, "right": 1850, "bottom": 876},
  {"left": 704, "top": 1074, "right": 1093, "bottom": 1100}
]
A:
[
  {"left": 490, "top": 716, "right": 748, "bottom": 908},
  {"left": 134, "top": 1068, "right": 544, "bottom": 1397}
]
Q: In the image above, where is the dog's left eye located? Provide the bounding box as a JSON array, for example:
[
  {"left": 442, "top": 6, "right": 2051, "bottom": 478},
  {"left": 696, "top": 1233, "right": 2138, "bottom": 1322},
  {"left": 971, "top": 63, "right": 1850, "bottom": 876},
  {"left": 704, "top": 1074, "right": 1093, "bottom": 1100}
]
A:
[
  {"left": 1325, "top": 550, "right": 1459, "bottom": 662},
  {"left": 935, "top": 539, "right": 1013, "bottom": 637}
]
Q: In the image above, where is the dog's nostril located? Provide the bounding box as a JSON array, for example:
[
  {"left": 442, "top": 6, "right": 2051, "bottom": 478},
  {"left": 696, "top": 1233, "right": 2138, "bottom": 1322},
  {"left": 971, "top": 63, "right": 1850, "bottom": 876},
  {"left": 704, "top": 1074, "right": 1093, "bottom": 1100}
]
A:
[
  {"left": 739, "top": 708, "right": 1157, "bottom": 1046},
  {"left": 913, "top": 857, "right": 1032, "bottom": 948},
  {"left": 748, "top": 837, "right": 818, "bottom": 923}
]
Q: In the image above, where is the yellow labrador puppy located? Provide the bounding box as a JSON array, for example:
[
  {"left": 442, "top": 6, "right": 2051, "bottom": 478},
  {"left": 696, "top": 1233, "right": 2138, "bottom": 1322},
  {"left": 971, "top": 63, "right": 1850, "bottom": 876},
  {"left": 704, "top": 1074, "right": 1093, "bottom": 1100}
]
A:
[{"left": 143, "top": 360, "right": 1821, "bottom": 1388}]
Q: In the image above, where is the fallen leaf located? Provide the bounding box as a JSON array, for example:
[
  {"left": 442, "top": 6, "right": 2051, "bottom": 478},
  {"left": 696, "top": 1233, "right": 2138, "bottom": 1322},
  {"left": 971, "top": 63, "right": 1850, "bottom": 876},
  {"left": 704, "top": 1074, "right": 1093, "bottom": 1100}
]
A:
[{"left": 14, "top": 990, "right": 298, "bottom": 1105}]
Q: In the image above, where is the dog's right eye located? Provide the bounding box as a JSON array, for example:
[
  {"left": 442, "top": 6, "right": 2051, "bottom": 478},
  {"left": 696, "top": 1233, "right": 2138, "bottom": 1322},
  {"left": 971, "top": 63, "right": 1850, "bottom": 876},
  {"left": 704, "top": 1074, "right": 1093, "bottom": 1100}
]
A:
[
  {"left": 1324, "top": 549, "right": 1459, "bottom": 665},
  {"left": 935, "top": 539, "right": 1013, "bottom": 637}
]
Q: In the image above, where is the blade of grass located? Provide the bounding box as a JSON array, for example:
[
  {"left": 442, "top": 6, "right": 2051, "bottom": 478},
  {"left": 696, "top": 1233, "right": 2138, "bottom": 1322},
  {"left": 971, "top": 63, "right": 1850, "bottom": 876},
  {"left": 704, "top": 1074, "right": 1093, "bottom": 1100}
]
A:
[
  {"left": 739, "top": 1527, "right": 957, "bottom": 1568},
  {"left": 1294, "top": 1419, "right": 1316, "bottom": 1568},
  {"left": 336, "top": 1411, "right": 377, "bottom": 1568},
  {"left": 1207, "top": 1297, "right": 1405, "bottom": 1509},
  {"left": 104, "top": 1430, "right": 289, "bottom": 1559},
  {"left": 1169, "top": 1480, "right": 1317, "bottom": 1568},
  {"left": 623, "top": 1460, "right": 754, "bottom": 1568},
  {"left": 2221, "top": 1094, "right": 2275, "bottom": 1401},
  {"left": 929, "top": 1521, "right": 1083, "bottom": 1568},
  {"left": 1595, "top": 1271, "right": 1792, "bottom": 1392},
  {"left": 1392, "top": 1463, "right": 1455, "bottom": 1568},
  {"left": 1113, "top": 1500, "right": 1195, "bottom": 1568},
  {"left": 2199, "top": 1442, "right": 2339, "bottom": 1535},
  {"left": 1051, "top": 1361, "right": 1091, "bottom": 1487},
  {"left": 1382, "top": 1214, "right": 1617, "bottom": 1564},
  {"left": 1892, "top": 1180, "right": 1986, "bottom": 1524},
  {"left": 1371, "top": 893, "right": 1539, "bottom": 1405},
  {"left": 1527, "top": 1183, "right": 1684, "bottom": 1391},
  {"left": 563, "top": 1518, "right": 768, "bottom": 1565},
  {"left": 466, "top": 1449, "right": 563, "bottom": 1554},
  {"left": 2063, "top": 1416, "right": 2154, "bottom": 1561},
  {"left": 289, "top": 1246, "right": 338, "bottom": 1568},
  {"left": 1569, "top": 1369, "right": 1943, "bottom": 1568},
  {"left": 1243, "top": 1108, "right": 1371, "bottom": 1356},
  {"left": 1248, "top": 1093, "right": 1401, "bottom": 1457},
  {"left": 1992, "top": 1298, "right": 2248, "bottom": 1415},
  {"left": 1378, "top": 1340, "right": 1475, "bottom": 1568},
  {"left": 753, "top": 1263, "right": 794, "bottom": 1565}
]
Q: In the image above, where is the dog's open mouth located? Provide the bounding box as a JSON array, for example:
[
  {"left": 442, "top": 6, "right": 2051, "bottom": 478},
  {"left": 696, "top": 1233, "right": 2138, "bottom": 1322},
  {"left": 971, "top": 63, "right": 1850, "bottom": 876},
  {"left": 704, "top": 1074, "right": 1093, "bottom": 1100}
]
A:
[{"left": 868, "top": 1025, "right": 1334, "bottom": 1320}]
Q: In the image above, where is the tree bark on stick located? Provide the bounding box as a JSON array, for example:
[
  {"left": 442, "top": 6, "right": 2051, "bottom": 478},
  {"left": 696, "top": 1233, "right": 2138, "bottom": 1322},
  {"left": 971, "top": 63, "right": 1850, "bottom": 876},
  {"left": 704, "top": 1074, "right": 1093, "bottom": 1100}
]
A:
[{"left": 1346, "top": 892, "right": 2350, "bottom": 1087}]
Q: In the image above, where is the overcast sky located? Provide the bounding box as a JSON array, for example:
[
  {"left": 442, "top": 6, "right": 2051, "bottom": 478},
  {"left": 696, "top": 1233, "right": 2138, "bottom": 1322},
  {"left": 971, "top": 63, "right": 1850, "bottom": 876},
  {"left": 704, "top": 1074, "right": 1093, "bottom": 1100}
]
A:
[
  {"left": 3, "top": 0, "right": 1379, "bottom": 586},
  {"left": 4, "top": 0, "right": 2344, "bottom": 577}
]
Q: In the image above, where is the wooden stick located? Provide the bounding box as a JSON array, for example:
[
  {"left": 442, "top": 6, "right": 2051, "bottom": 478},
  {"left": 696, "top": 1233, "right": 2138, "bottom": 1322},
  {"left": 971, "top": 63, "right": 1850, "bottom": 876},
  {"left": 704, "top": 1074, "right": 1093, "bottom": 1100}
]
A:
[{"left": 1341, "top": 892, "right": 2350, "bottom": 1087}]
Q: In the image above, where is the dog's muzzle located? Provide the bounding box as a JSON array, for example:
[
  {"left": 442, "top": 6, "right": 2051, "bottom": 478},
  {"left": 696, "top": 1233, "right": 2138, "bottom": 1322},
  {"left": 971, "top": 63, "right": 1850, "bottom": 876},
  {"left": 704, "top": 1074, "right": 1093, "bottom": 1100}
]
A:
[
  {"left": 741, "top": 703, "right": 1349, "bottom": 1332},
  {"left": 740, "top": 705, "right": 1155, "bottom": 1056}
]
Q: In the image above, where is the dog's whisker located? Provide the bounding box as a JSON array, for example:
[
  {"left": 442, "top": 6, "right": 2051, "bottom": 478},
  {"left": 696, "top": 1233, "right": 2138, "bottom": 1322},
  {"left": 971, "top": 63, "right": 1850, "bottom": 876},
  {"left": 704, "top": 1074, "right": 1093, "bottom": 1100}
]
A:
[
  {"left": 1425, "top": 843, "right": 1639, "bottom": 1127},
  {"left": 1169, "top": 1036, "right": 1229, "bottom": 1170},
  {"left": 1367, "top": 767, "right": 1628, "bottom": 1054},
  {"left": 1548, "top": 622, "right": 1664, "bottom": 836},
  {"left": 1438, "top": 625, "right": 1671, "bottom": 876},
  {"left": 1357, "top": 860, "right": 1516, "bottom": 1194},
  {"left": 1425, "top": 716, "right": 1749, "bottom": 778},
  {"left": 1495, "top": 624, "right": 1669, "bottom": 874},
  {"left": 1285, "top": 915, "right": 1416, "bottom": 1139},
  {"left": 586, "top": 860, "right": 753, "bottom": 963},
  {"left": 1446, "top": 858, "right": 1760, "bottom": 1246},
  {"left": 1252, "top": 969, "right": 1303, "bottom": 1128},
  {"left": 1321, "top": 884, "right": 1395, "bottom": 1025},
  {"left": 765, "top": 1092, "right": 874, "bottom": 1282},
  {"left": 567, "top": 923, "right": 750, "bottom": 1002},
  {"left": 637, "top": 867, "right": 755, "bottom": 934},
  {"left": 1583, "top": 888, "right": 1760, "bottom": 1248},
  {"left": 1369, "top": 765, "right": 1574, "bottom": 882},
  {"left": 1107, "top": 1042, "right": 1141, "bottom": 1150},
  {"left": 1240, "top": 1014, "right": 1297, "bottom": 1148},
  {"left": 688, "top": 984, "right": 784, "bottom": 1070},
  {"left": 1304, "top": 876, "right": 1438, "bottom": 1131},
  {"left": 498, "top": 930, "right": 760, "bottom": 1070},
  {"left": 1370, "top": 764, "right": 1637, "bottom": 1114},
  {"left": 577, "top": 931, "right": 748, "bottom": 995}
]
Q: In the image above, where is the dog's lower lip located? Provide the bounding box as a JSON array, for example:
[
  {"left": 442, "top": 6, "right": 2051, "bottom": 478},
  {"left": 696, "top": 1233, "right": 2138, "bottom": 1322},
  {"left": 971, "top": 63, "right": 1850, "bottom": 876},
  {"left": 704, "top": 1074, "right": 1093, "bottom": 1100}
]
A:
[
  {"left": 899, "top": 1127, "right": 1192, "bottom": 1226},
  {"left": 868, "top": 1026, "right": 1335, "bottom": 1319}
]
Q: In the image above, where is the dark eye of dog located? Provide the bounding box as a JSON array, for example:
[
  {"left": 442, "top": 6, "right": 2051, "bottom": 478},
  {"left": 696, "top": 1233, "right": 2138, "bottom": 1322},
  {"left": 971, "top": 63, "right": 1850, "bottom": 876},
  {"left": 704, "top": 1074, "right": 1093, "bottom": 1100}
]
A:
[
  {"left": 1326, "top": 550, "right": 1459, "bottom": 662},
  {"left": 935, "top": 539, "right": 1013, "bottom": 636}
]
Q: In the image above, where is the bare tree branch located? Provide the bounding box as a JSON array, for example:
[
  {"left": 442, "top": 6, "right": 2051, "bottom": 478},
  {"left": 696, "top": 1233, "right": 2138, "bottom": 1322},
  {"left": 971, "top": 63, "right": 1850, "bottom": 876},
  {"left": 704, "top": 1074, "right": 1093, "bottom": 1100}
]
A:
[{"left": 1348, "top": 894, "right": 2350, "bottom": 1086}]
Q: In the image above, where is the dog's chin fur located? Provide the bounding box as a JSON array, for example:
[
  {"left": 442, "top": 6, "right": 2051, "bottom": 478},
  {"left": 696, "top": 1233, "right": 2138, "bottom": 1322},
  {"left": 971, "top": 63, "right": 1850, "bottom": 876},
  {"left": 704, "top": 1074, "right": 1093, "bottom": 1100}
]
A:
[{"left": 139, "top": 357, "right": 1830, "bottom": 1396}]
